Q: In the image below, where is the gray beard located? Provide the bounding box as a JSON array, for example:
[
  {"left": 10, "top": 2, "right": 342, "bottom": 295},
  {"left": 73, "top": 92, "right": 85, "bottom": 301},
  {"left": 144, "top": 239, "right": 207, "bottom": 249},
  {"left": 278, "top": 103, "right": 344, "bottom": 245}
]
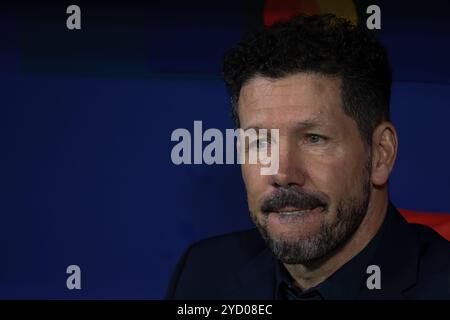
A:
[{"left": 251, "top": 167, "right": 371, "bottom": 266}]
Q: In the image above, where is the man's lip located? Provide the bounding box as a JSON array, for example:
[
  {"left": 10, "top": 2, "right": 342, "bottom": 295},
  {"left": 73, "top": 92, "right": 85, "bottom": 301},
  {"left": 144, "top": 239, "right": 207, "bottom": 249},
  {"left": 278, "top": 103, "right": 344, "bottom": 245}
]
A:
[
  {"left": 274, "top": 207, "right": 314, "bottom": 213},
  {"left": 275, "top": 206, "right": 309, "bottom": 212},
  {"left": 271, "top": 206, "right": 323, "bottom": 213}
]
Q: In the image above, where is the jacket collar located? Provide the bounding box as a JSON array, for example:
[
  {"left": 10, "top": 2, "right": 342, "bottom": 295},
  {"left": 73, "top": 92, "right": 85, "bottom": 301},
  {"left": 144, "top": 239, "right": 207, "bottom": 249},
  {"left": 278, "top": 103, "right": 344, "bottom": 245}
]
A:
[
  {"left": 227, "top": 246, "right": 278, "bottom": 299},
  {"left": 229, "top": 202, "right": 419, "bottom": 299}
]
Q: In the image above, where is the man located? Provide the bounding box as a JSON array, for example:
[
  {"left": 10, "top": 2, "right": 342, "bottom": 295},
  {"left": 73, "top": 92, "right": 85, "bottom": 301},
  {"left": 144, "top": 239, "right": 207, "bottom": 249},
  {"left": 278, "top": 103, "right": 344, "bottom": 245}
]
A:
[{"left": 166, "top": 14, "right": 450, "bottom": 299}]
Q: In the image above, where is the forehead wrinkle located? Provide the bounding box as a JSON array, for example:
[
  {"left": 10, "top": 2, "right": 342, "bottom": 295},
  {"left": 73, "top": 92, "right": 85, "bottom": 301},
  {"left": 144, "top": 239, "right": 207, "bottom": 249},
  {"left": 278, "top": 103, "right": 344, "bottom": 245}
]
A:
[
  {"left": 241, "top": 79, "right": 337, "bottom": 112},
  {"left": 243, "top": 112, "right": 329, "bottom": 131},
  {"left": 239, "top": 74, "right": 344, "bottom": 129},
  {"left": 239, "top": 80, "right": 278, "bottom": 109},
  {"left": 240, "top": 75, "right": 309, "bottom": 107}
]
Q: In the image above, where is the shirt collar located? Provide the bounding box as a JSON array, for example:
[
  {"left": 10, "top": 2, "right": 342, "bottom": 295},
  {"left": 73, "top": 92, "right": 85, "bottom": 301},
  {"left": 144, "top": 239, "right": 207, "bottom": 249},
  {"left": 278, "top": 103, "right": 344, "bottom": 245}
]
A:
[{"left": 275, "top": 203, "right": 391, "bottom": 300}]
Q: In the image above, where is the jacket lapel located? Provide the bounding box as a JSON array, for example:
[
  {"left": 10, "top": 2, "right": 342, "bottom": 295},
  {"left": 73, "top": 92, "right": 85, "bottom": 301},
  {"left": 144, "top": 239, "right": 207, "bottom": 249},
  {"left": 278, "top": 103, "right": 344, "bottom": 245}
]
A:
[
  {"left": 226, "top": 247, "right": 277, "bottom": 299},
  {"left": 358, "top": 203, "right": 419, "bottom": 299}
]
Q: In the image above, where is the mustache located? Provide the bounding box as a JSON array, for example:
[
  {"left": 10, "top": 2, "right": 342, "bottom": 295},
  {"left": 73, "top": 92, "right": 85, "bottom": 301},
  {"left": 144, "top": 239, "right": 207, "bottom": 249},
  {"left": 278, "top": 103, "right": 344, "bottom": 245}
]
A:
[{"left": 260, "top": 187, "right": 328, "bottom": 215}]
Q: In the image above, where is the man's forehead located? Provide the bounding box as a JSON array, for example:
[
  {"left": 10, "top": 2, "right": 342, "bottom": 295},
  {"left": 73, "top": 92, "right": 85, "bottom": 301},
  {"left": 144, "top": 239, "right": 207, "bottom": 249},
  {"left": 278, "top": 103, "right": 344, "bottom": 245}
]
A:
[
  {"left": 239, "top": 73, "right": 342, "bottom": 108},
  {"left": 239, "top": 74, "right": 344, "bottom": 128}
]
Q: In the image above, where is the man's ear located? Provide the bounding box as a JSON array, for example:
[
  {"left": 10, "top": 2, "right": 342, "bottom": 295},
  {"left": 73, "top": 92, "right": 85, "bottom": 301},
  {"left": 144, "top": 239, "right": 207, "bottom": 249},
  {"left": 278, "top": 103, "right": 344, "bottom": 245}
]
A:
[{"left": 371, "top": 122, "right": 398, "bottom": 186}]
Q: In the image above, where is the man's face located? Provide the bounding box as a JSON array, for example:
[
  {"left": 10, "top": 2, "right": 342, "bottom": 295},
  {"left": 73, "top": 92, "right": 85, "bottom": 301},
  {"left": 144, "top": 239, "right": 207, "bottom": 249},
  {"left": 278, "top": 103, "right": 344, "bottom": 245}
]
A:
[{"left": 239, "top": 73, "right": 372, "bottom": 265}]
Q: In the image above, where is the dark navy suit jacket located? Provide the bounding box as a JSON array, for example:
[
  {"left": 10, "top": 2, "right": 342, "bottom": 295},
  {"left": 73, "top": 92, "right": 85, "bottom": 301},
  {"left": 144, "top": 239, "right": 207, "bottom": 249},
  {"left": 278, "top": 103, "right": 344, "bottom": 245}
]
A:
[{"left": 166, "top": 203, "right": 450, "bottom": 299}]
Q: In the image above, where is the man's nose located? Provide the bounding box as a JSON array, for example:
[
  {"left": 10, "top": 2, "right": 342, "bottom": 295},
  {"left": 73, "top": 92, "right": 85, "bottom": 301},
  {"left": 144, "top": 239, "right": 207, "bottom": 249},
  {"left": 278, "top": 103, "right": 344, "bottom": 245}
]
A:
[{"left": 271, "top": 141, "right": 306, "bottom": 188}]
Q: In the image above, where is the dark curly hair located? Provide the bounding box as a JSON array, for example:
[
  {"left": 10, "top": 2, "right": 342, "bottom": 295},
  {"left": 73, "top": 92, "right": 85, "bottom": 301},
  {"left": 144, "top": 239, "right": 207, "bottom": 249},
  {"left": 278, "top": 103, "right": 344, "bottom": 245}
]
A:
[{"left": 222, "top": 14, "right": 392, "bottom": 146}]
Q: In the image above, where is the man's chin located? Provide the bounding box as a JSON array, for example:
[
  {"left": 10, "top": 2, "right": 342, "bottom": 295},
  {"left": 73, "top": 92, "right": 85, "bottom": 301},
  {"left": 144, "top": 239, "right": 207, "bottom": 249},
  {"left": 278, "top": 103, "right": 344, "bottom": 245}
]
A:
[
  {"left": 251, "top": 211, "right": 329, "bottom": 264},
  {"left": 264, "top": 234, "right": 325, "bottom": 265}
]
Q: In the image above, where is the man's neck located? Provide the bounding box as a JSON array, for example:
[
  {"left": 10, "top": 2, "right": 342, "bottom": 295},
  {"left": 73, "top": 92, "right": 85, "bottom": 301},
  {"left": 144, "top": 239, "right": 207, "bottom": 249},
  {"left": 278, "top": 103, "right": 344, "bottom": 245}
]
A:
[{"left": 284, "top": 193, "right": 388, "bottom": 291}]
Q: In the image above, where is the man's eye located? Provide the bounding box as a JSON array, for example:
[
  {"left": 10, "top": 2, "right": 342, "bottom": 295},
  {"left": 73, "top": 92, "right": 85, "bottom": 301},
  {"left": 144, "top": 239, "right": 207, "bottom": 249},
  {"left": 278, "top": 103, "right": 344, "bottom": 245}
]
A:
[{"left": 305, "top": 134, "right": 324, "bottom": 144}]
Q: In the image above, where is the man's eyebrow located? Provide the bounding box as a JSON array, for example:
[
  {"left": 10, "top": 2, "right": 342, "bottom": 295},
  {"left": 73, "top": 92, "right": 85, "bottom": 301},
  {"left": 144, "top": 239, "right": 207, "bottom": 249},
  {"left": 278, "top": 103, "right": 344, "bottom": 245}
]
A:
[
  {"left": 293, "top": 119, "right": 324, "bottom": 130},
  {"left": 242, "top": 126, "right": 262, "bottom": 131}
]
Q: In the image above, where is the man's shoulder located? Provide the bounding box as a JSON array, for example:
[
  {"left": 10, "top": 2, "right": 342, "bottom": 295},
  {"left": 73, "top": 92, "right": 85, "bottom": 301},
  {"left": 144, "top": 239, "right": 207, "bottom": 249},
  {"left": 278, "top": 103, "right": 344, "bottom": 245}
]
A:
[
  {"left": 406, "top": 222, "right": 450, "bottom": 298},
  {"left": 411, "top": 222, "right": 450, "bottom": 265},
  {"left": 166, "top": 228, "right": 272, "bottom": 299},
  {"left": 185, "top": 228, "right": 267, "bottom": 266},
  {"left": 388, "top": 205, "right": 450, "bottom": 263},
  {"left": 412, "top": 222, "right": 450, "bottom": 254}
]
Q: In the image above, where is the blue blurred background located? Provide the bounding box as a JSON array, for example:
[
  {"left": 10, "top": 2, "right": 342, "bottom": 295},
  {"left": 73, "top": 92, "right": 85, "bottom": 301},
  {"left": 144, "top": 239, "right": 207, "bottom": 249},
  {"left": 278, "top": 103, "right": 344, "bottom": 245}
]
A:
[{"left": 1, "top": 0, "right": 449, "bottom": 298}]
